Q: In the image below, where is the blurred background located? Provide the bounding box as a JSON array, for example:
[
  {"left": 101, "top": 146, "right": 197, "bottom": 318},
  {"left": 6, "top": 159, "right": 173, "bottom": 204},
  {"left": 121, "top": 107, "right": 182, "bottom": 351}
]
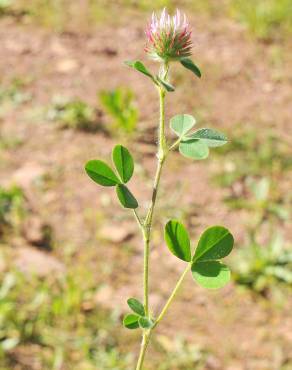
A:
[{"left": 0, "top": 1, "right": 291, "bottom": 369}]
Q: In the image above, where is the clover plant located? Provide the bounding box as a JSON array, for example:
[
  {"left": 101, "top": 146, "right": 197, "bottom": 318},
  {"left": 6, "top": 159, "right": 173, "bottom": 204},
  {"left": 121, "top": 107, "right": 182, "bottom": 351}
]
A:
[{"left": 85, "top": 8, "right": 234, "bottom": 369}]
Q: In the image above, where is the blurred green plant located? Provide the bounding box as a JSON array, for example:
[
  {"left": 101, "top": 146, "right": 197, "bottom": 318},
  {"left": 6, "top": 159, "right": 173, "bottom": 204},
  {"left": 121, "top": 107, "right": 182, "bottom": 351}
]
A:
[
  {"left": 0, "top": 135, "right": 23, "bottom": 152},
  {"left": 0, "top": 0, "right": 13, "bottom": 15},
  {"left": 0, "top": 78, "right": 31, "bottom": 107},
  {"left": 99, "top": 87, "right": 138, "bottom": 134},
  {"left": 233, "top": 231, "right": 292, "bottom": 295},
  {"left": 0, "top": 270, "right": 131, "bottom": 369},
  {"left": 213, "top": 126, "right": 291, "bottom": 296},
  {"left": 154, "top": 336, "right": 207, "bottom": 370},
  {"left": 0, "top": 186, "right": 24, "bottom": 235},
  {"left": 46, "top": 97, "right": 99, "bottom": 131},
  {"left": 229, "top": 0, "right": 292, "bottom": 40},
  {"left": 223, "top": 177, "right": 289, "bottom": 226},
  {"left": 14, "top": 0, "right": 68, "bottom": 31},
  {"left": 0, "top": 267, "right": 213, "bottom": 369},
  {"left": 122, "top": 0, "right": 173, "bottom": 11},
  {"left": 10, "top": 0, "right": 292, "bottom": 41},
  {"left": 212, "top": 129, "right": 291, "bottom": 254},
  {"left": 213, "top": 127, "right": 291, "bottom": 188},
  {"left": 228, "top": 176, "right": 291, "bottom": 295}
]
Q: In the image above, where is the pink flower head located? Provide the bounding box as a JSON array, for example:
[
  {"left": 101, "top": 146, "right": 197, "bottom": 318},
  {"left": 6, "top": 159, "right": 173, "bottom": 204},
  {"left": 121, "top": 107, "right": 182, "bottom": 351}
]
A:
[{"left": 145, "top": 8, "right": 193, "bottom": 62}]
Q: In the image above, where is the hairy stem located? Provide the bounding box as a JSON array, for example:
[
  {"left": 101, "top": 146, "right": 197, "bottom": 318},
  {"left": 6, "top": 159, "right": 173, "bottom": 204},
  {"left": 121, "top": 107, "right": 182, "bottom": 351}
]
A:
[
  {"left": 143, "top": 86, "right": 167, "bottom": 316},
  {"left": 136, "top": 86, "right": 167, "bottom": 369},
  {"left": 144, "top": 157, "right": 165, "bottom": 231},
  {"left": 142, "top": 229, "right": 150, "bottom": 316},
  {"left": 158, "top": 88, "right": 167, "bottom": 161}
]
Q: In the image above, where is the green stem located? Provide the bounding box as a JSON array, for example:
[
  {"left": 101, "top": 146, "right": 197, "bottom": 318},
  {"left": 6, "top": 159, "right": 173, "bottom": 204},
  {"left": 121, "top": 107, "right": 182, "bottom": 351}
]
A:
[
  {"left": 142, "top": 156, "right": 165, "bottom": 319},
  {"left": 136, "top": 60, "right": 170, "bottom": 369},
  {"left": 154, "top": 264, "right": 191, "bottom": 328},
  {"left": 142, "top": 229, "right": 150, "bottom": 316},
  {"left": 143, "top": 87, "right": 167, "bottom": 316},
  {"left": 144, "top": 157, "right": 165, "bottom": 229},
  {"left": 169, "top": 136, "right": 182, "bottom": 151},
  {"left": 135, "top": 331, "right": 152, "bottom": 370},
  {"left": 135, "top": 264, "right": 190, "bottom": 370},
  {"left": 158, "top": 88, "right": 167, "bottom": 160},
  {"left": 136, "top": 86, "right": 167, "bottom": 369},
  {"left": 133, "top": 209, "right": 143, "bottom": 229}
]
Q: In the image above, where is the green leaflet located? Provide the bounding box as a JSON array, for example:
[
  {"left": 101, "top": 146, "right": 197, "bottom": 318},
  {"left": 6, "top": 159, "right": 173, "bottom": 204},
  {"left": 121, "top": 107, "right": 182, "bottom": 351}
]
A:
[
  {"left": 188, "top": 128, "right": 227, "bottom": 147},
  {"left": 191, "top": 225, "right": 234, "bottom": 289},
  {"left": 112, "top": 145, "right": 134, "bottom": 183},
  {"left": 85, "top": 160, "right": 120, "bottom": 186},
  {"left": 125, "top": 60, "right": 154, "bottom": 79},
  {"left": 127, "top": 298, "right": 145, "bottom": 317},
  {"left": 164, "top": 220, "right": 191, "bottom": 262},
  {"left": 193, "top": 226, "right": 234, "bottom": 262},
  {"left": 116, "top": 184, "right": 138, "bottom": 209},
  {"left": 179, "top": 139, "right": 209, "bottom": 160},
  {"left": 170, "top": 114, "right": 196, "bottom": 137},
  {"left": 180, "top": 58, "right": 202, "bottom": 78},
  {"left": 191, "top": 261, "right": 231, "bottom": 289},
  {"left": 123, "top": 314, "right": 140, "bottom": 329}
]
